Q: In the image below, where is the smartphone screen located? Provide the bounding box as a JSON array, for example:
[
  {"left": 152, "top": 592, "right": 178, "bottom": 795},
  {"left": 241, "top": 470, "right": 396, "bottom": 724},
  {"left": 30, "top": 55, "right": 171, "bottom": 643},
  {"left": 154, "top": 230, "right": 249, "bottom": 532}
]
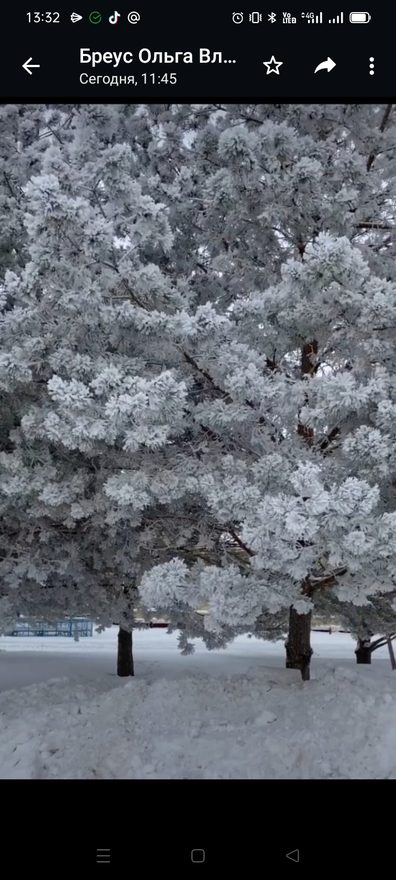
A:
[{"left": 1, "top": 3, "right": 395, "bottom": 873}]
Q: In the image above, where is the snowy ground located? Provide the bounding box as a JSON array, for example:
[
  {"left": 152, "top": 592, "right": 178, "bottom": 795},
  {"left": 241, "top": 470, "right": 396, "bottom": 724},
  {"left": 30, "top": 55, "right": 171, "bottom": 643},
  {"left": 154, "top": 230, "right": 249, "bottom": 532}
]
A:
[{"left": 0, "top": 628, "right": 395, "bottom": 779}]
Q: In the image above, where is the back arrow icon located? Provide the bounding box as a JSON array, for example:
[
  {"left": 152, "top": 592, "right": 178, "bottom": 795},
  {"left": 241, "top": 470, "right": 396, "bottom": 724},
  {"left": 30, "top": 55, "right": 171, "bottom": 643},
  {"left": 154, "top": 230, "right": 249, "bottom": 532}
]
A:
[
  {"left": 314, "top": 57, "right": 336, "bottom": 73},
  {"left": 22, "top": 57, "right": 41, "bottom": 75},
  {"left": 286, "top": 849, "right": 300, "bottom": 863}
]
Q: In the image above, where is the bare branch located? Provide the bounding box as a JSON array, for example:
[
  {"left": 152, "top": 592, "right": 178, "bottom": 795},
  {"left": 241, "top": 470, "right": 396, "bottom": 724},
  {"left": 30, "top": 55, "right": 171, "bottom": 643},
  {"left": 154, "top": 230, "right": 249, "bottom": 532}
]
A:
[
  {"left": 318, "top": 426, "right": 341, "bottom": 453},
  {"left": 302, "top": 566, "right": 348, "bottom": 595},
  {"left": 367, "top": 104, "right": 393, "bottom": 171},
  {"left": 227, "top": 527, "right": 255, "bottom": 558},
  {"left": 355, "top": 222, "right": 394, "bottom": 231},
  {"left": 181, "top": 348, "right": 232, "bottom": 402},
  {"left": 370, "top": 633, "right": 396, "bottom": 652}
]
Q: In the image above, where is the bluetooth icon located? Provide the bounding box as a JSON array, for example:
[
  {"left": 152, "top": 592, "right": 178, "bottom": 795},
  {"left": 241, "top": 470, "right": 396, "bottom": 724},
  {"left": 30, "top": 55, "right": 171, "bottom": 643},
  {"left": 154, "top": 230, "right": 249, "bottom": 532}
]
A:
[{"left": 268, "top": 12, "right": 277, "bottom": 23}]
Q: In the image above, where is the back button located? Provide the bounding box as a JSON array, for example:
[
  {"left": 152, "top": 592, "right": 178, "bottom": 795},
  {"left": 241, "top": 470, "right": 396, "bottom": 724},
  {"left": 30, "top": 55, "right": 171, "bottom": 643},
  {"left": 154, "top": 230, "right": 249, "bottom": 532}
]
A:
[{"left": 286, "top": 849, "right": 300, "bottom": 863}]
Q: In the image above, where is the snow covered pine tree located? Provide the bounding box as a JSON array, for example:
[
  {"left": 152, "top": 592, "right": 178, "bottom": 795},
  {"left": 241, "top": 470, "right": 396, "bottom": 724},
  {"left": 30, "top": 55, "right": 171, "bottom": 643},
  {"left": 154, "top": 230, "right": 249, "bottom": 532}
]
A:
[
  {"left": 1, "top": 104, "right": 396, "bottom": 680},
  {"left": 0, "top": 106, "right": 193, "bottom": 674},
  {"left": 137, "top": 106, "right": 396, "bottom": 679}
]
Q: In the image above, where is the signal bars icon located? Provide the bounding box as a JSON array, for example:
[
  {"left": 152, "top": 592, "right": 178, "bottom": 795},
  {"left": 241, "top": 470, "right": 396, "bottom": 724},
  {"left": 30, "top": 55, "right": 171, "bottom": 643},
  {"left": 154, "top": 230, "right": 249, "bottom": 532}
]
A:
[{"left": 329, "top": 11, "right": 344, "bottom": 23}]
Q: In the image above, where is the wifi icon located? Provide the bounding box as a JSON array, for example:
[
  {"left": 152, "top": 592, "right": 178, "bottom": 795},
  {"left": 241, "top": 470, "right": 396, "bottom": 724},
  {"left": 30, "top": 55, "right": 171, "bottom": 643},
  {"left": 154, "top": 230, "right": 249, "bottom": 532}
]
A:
[{"left": 71, "top": 12, "right": 83, "bottom": 22}]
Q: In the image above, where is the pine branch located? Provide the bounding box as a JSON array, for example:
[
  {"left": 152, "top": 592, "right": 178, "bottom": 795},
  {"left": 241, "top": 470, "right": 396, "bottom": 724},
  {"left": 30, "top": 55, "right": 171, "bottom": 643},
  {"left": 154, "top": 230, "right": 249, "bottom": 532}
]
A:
[
  {"left": 181, "top": 349, "right": 232, "bottom": 402},
  {"left": 227, "top": 527, "right": 255, "bottom": 558},
  {"left": 355, "top": 222, "right": 394, "bottom": 231},
  {"left": 3, "top": 172, "right": 19, "bottom": 200},
  {"left": 302, "top": 567, "right": 348, "bottom": 595},
  {"left": 318, "top": 426, "right": 341, "bottom": 452}
]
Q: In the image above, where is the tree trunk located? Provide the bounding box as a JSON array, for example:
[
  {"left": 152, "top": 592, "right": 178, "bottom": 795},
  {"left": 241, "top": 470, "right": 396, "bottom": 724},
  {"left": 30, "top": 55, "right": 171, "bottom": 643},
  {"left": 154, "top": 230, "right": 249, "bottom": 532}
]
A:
[
  {"left": 117, "top": 626, "right": 134, "bottom": 676},
  {"left": 387, "top": 637, "right": 396, "bottom": 670},
  {"left": 285, "top": 606, "right": 313, "bottom": 681},
  {"left": 355, "top": 638, "right": 372, "bottom": 664},
  {"left": 288, "top": 340, "right": 316, "bottom": 683}
]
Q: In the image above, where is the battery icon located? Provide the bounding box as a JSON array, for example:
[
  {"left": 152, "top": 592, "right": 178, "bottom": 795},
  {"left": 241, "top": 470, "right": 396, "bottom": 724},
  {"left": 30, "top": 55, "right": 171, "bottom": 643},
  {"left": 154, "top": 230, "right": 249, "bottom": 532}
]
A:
[{"left": 349, "top": 12, "right": 371, "bottom": 23}]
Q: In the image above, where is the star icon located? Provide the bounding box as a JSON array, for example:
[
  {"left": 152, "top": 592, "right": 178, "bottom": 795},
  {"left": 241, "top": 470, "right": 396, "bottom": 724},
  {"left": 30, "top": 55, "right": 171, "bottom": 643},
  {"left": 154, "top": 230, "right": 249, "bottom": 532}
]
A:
[{"left": 263, "top": 55, "right": 283, "bottom": 75}]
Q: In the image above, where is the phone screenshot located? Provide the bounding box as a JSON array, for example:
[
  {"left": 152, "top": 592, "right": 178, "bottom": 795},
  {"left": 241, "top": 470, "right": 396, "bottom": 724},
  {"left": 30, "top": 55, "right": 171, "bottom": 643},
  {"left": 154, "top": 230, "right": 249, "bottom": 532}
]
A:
[{"left": 1, "top": 3, "right": 395, "bottom": 873}]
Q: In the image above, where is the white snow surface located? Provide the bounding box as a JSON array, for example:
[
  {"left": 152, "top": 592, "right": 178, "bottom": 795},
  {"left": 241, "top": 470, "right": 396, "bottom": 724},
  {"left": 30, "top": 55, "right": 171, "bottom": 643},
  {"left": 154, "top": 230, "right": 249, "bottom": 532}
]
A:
[{"left": 0, "top": 628, "right": 395, "bottom": 779}]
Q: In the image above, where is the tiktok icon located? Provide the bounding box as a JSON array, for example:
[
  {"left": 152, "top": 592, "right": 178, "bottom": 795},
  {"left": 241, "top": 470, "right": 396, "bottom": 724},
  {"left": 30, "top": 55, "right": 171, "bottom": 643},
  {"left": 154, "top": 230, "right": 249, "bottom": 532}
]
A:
[{"left": 109, "top": 10, "right": 121, "bottom": 24}]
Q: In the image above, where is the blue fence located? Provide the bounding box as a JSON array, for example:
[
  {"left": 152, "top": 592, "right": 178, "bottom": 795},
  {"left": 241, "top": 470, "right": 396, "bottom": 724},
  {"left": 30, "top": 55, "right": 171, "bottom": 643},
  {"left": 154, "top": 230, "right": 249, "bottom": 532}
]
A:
[{"left": 8, "top": 618, "right": 94, "bottom": 637}]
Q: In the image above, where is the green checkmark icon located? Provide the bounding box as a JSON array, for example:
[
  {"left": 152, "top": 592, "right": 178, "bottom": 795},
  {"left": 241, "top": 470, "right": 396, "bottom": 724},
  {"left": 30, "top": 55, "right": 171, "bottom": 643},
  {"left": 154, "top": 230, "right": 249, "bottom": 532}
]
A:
[{"left": 89, "top": 11, "right": 102, "bottom": 24}]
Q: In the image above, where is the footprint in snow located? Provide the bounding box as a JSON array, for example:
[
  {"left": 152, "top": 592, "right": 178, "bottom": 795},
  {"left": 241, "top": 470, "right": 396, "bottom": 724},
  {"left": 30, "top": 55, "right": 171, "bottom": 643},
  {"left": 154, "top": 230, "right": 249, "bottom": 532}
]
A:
[{"left": 255, "top": 710, "right": 277, "bottom": 726}]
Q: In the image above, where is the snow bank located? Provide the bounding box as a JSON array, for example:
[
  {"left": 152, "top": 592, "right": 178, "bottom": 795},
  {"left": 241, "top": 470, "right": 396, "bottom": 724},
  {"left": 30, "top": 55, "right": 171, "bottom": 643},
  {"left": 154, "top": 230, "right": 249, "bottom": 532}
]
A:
[{"left": 0, "top": 644, "right": 395, "bottom": 779}]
